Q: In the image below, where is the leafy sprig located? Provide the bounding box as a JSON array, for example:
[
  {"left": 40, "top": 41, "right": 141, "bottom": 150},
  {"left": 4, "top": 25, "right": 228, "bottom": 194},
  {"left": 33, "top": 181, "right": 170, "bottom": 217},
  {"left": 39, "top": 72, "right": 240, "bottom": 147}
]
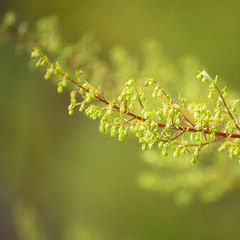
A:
[{"left": 31, "top": 48, "right": 240, "bottom": 164}]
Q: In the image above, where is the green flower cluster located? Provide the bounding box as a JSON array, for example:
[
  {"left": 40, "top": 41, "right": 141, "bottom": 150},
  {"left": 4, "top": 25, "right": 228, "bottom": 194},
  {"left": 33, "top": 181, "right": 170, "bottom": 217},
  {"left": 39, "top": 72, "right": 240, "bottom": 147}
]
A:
[{"left": 31, "top": 48, "right": 240, "bottom": 164}]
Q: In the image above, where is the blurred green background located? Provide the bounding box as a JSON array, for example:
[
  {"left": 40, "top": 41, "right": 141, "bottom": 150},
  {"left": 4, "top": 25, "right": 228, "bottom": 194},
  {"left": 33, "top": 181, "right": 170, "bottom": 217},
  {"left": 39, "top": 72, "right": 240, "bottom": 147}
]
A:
[{"left": 1, "top": 0, "right": 240, "bottom": 239}]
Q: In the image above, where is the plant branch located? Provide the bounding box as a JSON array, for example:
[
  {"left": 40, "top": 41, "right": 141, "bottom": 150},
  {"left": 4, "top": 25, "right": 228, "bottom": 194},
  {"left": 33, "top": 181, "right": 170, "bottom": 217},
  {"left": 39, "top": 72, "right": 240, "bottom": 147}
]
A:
[{"left": 58, "top": 69, "right": 240, "bottom": 139}]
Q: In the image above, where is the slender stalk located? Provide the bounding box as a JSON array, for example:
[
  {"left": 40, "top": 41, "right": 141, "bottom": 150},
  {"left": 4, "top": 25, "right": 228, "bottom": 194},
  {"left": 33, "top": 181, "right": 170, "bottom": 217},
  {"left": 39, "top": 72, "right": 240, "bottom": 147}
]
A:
[
  {"left": 58, "top": 69, "right": 240, "bottom": 140},
  {"left": 212, "top": 80, "right": 240, "bottom": 132}
]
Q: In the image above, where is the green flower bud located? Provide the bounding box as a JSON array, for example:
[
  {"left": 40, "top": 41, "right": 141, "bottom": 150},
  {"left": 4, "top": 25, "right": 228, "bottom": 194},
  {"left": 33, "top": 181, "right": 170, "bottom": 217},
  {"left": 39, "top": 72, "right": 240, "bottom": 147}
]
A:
[
  {"left": 120, "top": 102, "right": 125, "bottom": 113},
  {"left": 106, "top": 103, "right": 113, "bottom": 115},
  {"left": 44, "top": 65, "right": 54, "bottom": 80},
  {"left": 99, "top": 123, "right": 105, "bottom": 133},
  {"left": 173, "top": 149, "right": 179, "bottom": 158},
  {"left": 157, "top": 89, "right": 164, "bottom": 98},
  {"left": 31, "top": 48, "right": 41, "bottom": 58},
  {"left": 142, "top": 144, "right": 147, "bottom": 151},
  {"left": 110, "top": 126, "right": 118, "bottom": 137},
  {"left": 57, "top": 84, "right": 63, "bottom": 93},
  {"left": 68, "top": 105, "right": 75, "bottom": 116},
  {"left": 125, "top": 78, "right": 135, "bottom": 87},
  {"left": 79, "top": 102, "right": 86, "bottom": 112},
  {"left": 152, "top": 86, "right": 159, "bottom": 98},
  {"left": 197, "top": 72, "right": 203, "bottom": 80},
  {"left": 144, "top": 78, "right": 155, "bottom": 86},
  {"left": 70, "top": 90, "right": 77, "bottom": 104},
  {"left": 191, "top": 157, "right": 197, "bottom": 164},
  {"left": 128, "top": 102, "right": 134, "bottom": 110},
  {"left": 36, "top": 58, "right": 45, "bottom": 68},
  {"left": 175, "top": 117, "right": 181, "bottom": 126}
]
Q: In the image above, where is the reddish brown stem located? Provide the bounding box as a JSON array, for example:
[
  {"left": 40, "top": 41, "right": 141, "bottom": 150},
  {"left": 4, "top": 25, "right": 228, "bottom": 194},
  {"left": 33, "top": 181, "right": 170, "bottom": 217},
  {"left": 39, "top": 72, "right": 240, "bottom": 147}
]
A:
[
  {"left": 60, "top": 70, "right": 240, "bottom": 140},
  {"left": 213, "top": 80, "right": 240, "bottom": 132}
]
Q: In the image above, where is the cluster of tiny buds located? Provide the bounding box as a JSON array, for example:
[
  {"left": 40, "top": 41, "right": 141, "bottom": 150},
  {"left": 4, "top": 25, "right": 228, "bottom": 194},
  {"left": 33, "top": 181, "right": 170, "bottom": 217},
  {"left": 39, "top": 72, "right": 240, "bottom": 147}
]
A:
[{"left": 31, "top": 47, "right": 240, "bottom": 164}]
